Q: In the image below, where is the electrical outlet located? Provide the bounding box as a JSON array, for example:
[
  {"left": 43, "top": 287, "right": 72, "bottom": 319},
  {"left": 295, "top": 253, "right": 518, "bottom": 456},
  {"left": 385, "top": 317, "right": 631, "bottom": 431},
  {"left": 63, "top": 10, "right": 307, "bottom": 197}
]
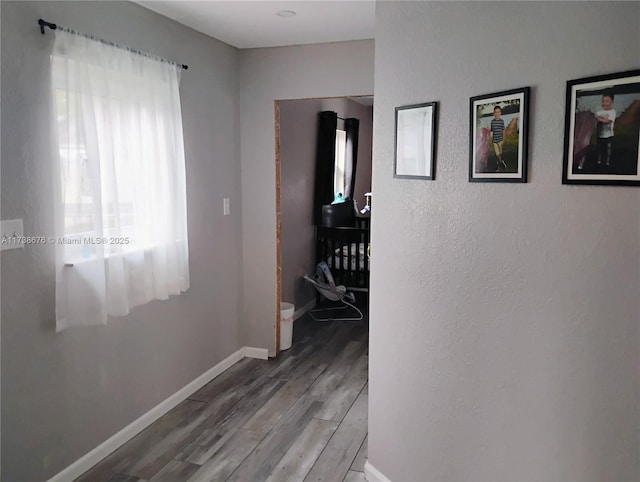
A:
[
  {"left": 1, "top": 219, "right": 24, "bottom": 251},
  {"left": 223, "top": 198, "right": 230, "bottom": 216}
]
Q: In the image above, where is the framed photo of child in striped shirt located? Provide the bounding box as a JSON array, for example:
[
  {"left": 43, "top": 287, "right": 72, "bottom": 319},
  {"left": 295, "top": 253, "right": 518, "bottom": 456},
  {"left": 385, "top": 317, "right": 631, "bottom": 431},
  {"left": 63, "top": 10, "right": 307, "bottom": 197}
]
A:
[{"left": 469, "top": 87, "right": 530, "bottom": 182}]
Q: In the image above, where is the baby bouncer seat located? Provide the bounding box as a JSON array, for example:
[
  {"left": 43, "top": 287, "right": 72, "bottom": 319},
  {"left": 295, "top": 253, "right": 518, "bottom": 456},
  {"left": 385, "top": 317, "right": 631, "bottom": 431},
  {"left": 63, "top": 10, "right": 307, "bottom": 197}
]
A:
[{"left": 303, "top": 262, "right": 363, "bottom": 321}]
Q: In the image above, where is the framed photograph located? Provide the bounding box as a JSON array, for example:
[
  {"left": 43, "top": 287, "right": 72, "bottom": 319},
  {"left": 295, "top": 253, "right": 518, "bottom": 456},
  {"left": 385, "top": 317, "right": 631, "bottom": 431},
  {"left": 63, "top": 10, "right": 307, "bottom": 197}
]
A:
[
  {"left": 562, "top": 69, "right": 640, "bottom": 186},
  {"left": 394, "top": 102, "right": 438, "bottom": 179},
  {"left": 469, "top": 87, "right": 530, "bottom": 183}
]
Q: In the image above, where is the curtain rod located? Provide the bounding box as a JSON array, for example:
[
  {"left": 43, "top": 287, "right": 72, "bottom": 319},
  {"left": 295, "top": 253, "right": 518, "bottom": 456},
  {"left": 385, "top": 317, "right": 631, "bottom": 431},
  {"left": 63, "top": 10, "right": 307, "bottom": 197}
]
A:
[{"left": 37, "top": 18, "right": 188, "bottom": 70}]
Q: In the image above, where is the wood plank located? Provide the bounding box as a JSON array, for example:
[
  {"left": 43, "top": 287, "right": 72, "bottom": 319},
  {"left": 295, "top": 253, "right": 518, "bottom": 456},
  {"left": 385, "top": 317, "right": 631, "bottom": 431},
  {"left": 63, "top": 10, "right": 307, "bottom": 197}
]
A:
[
  {"left": 267, "top": 343, "right": 317, "bottom": 380},
  {"left": 121, "top": 404, "right": 213, "bottom": 479},
  {"left": 227, "top": 397, "right": 323, "bottom": 482},
  {"left": 240, "top": 389, "right": 299, "bottom": 436},
  {"left": 267, "top": 322, "right": 350, "bottom": 383},
  {"left": 315, "top": 351, "right": 368, "bottom": 422},
  {"left": 117, "top": 375, "right": 283, "bottom": 478},
  {"left": 187, "top": 357, "right": 263, "bottom": 402},
  {"left": 107, "top": 474, "right": 146, "bottom": 482},
  {"left": 291, "top": 316, "right": 325, "bottom": 345},
  {"left": 187, "top": 429, "right": 264, "bottom": 481},
  {"left": 265, "top": 418, "right": 339, "bottom": 482},
  {"left": 350, "top": 435, "right": 367, "bottom": 472},
  {"left": 241, "top": 338, "right": 339, "bottom": 435},
  {"left": 304, "top": 393, "right": 368, "bottom": 482},
  {"left": 343, "top": 470, "right": 367, "bottom": 482},
  {"left": 308, "top": 337, "right": 367, "bottom": 401},
  {"left": 83, "top": 369, "right": 280, "bottom": 480},
  {"left": 75, "top": 399, "right": 205, "bottom": 482},
  {"left": 295, "top": 323, "right": 351, "bottom": 366},
  {"left": 281, "top": 326, "right": 362, "bottom": 392},
  {"left": 177, "top": 378, "right": 287, "bottom": 464},
  {"left": 321, "top": 325, "right": 366, "bottom": 361},
  {"left": 149, "top": 460, "right": 200, "bottom": 481}
]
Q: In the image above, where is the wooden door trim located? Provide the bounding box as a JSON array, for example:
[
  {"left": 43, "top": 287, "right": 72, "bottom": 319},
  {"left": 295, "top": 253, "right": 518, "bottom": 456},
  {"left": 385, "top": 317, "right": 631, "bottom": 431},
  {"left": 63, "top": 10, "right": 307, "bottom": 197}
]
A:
[{"left": 274, "top": 100, "right": 282, "bottom": 356}]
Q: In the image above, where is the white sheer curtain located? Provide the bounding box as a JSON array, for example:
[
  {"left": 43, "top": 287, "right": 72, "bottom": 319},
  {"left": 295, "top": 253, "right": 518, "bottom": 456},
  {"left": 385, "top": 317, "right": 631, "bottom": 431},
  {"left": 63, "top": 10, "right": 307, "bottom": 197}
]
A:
[{"left": 51, "top": 29, "right": 189, "bottom": 331}]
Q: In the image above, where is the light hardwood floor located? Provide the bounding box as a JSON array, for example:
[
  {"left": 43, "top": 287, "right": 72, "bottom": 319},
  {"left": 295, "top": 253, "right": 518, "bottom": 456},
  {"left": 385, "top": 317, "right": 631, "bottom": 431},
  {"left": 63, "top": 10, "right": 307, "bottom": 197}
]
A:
[{"left": 77, "top": 304, "right": 369, "bottom": 482}]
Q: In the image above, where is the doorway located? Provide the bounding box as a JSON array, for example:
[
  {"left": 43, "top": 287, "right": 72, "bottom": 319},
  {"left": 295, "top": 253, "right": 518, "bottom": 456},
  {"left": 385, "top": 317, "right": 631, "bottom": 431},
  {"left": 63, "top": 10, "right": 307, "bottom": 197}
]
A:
[{"left": 274, "top": 95, "right": 373, "bottom": 353}]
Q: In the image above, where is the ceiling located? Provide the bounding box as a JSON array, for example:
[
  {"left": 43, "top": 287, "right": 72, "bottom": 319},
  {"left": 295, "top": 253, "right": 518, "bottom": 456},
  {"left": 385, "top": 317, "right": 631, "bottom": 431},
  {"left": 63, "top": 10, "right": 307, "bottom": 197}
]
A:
[{"left": 136, "top": 1, "right": 376, "bottom": 49}]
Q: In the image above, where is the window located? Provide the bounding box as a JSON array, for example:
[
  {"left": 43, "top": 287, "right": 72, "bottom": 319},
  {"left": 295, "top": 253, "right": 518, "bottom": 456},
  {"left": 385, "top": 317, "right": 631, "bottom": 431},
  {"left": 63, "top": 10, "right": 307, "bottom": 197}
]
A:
[
  {"left": 334, "top": 129, "right": 347, "bottom": 197},
  {"left": 51, "top": 30, "right": 189, "bottom": 330}
]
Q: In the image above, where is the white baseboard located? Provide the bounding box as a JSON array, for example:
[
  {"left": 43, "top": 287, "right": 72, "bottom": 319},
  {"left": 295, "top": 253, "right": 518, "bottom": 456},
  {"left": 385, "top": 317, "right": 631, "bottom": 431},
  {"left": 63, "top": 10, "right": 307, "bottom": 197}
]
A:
[
  {"left": 293, "top": 298, "right": 316, "bottom": 321},
  {"left": 48, "top": 346, "right": 268, "bottom": 482},
  {"left": 243, "top": 346, "right": 269, "bottom": 359},
  {"left": 364, "top": 461, "right": 392, "bottom": 482}
]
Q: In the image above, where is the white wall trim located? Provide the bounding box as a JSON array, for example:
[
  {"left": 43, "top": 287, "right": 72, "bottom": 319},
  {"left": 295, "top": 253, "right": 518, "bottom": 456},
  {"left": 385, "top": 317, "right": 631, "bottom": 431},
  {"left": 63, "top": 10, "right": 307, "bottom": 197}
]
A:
[
  {"left": 364, "top": 461, "right": 392, "bottom": 482},
  {"left": 243, "top": 346, "right": 269, "bottom": 359},
  {"left": 48, "top": 347, "right": 251, "bottom": 482},
  {"left": 293, "top": 298, "right": 316, "bottom": 321}
]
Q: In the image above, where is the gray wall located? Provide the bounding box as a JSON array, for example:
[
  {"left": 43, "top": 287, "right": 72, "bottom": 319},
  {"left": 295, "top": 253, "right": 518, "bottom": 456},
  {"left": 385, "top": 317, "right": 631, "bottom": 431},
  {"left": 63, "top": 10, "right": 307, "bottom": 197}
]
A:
[
  {"left": 279, "top": 98, "right": 373, "bottom": 310},
  {"left": 369, "top": 2, "right": 640, "bottom": 480},
  {"left": 1, "top": 2, "right": 241, "bottom": 480},
  {"left": 239, "top": 40, "right": 374, "bottom": 355}
]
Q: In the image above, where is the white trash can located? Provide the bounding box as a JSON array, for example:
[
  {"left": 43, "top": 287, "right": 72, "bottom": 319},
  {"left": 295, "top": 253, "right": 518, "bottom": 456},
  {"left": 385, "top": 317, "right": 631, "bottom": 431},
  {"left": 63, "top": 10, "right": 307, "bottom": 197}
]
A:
[{"left": 280, "top": 302, "right": 295, "bottom": 350}]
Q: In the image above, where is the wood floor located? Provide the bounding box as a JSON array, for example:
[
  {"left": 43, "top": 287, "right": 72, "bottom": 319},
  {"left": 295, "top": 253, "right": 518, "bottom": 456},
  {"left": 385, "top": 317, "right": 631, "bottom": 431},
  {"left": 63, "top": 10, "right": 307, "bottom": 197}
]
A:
[{"left": 77, "top": 303, "right": 369, "bottom": 482}]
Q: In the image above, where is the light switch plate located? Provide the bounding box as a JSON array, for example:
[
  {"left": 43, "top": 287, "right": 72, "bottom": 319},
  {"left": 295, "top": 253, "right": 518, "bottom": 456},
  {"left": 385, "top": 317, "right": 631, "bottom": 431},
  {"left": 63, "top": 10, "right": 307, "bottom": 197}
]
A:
[
  {"left": 223, "top": 198, "right": 230, "bottom": 216},
  {"left": 1, "top": 219, "right": 24, "bottom": 250}
]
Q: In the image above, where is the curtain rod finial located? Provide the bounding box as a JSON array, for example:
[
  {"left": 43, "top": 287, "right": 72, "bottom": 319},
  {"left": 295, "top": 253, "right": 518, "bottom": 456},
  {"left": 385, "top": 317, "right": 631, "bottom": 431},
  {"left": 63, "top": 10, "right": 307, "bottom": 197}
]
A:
[{"left": 38, "top": 18, "right": 57, "bottom": 35}]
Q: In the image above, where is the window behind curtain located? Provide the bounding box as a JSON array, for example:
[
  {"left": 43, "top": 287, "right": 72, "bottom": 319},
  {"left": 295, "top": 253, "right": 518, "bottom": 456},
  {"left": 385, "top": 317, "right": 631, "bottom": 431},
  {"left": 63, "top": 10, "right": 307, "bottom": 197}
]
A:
[
  {"left": 51, "top": 29, "right": 190, "bottom": 330},
  {"left": 334, "top": 129, "right": 347, "bottom": 196}
]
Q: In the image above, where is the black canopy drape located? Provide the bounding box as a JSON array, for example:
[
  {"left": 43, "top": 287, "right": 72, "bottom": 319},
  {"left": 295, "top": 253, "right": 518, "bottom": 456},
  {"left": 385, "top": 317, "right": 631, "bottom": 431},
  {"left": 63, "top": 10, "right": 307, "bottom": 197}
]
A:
[
  {"left": 344, "top": 118, "right": 359, "bottom": 200},
  {"left": 313, "top": 111, "right": 338, "bottom": 225}
]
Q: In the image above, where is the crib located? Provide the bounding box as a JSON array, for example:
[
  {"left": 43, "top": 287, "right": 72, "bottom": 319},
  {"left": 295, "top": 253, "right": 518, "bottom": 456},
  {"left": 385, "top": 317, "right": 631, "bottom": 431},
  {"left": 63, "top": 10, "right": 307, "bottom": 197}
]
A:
[{"left": 315, "top": 217, "right": 370, "bottom": 293}]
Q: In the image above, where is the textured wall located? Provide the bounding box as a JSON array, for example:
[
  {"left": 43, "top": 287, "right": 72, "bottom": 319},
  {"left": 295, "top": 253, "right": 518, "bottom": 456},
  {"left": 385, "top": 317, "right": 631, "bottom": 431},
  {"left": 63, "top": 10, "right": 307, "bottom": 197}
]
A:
[
  {"left": 279, "top": 98, "right": 373, "bottom": 310},
  {"left": 1, "top": 2, "right": 241, "bottom": 480},
  {"left": 369, "top": 1, "right": 640, "bottom": 481},
  {"left": 239, "top": 41, "right": 374, "bottom": 355}
]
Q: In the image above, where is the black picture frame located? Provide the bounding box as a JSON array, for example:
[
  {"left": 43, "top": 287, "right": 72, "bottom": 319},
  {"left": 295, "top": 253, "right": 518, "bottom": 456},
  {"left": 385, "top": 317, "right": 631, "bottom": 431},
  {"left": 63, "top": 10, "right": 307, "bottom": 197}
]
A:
[
  {"left": 562, "top": 69, "right": 640, "bottom": 186},
  {"left": 469, "top": 87, "right": 530, "bottom": 183},
  {"left": 394, "top": 102, "right": 438, "bottom": 180}
]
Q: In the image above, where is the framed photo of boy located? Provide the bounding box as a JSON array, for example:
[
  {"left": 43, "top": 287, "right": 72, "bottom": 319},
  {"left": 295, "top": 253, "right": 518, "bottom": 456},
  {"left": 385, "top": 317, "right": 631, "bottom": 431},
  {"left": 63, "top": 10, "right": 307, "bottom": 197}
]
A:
[
  {"left": 394, "top": 102, "right": 438, "bottom": 180},
  {"left": 562, "top": 69, "right": 640, "bottom": 186},
  {"left": 469, "top": 87, "right": 530, "bottom": 182}
]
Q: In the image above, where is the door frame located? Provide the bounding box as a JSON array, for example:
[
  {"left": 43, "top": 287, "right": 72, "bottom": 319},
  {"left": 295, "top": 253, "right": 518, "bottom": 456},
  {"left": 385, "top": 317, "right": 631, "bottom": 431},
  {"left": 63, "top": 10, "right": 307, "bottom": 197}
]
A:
[
  {"left": 274, "top": 95, "right": 373, "bottom": 356},
  {"left": 274, "top": 100, "right": 282, "bottom": 355}
]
